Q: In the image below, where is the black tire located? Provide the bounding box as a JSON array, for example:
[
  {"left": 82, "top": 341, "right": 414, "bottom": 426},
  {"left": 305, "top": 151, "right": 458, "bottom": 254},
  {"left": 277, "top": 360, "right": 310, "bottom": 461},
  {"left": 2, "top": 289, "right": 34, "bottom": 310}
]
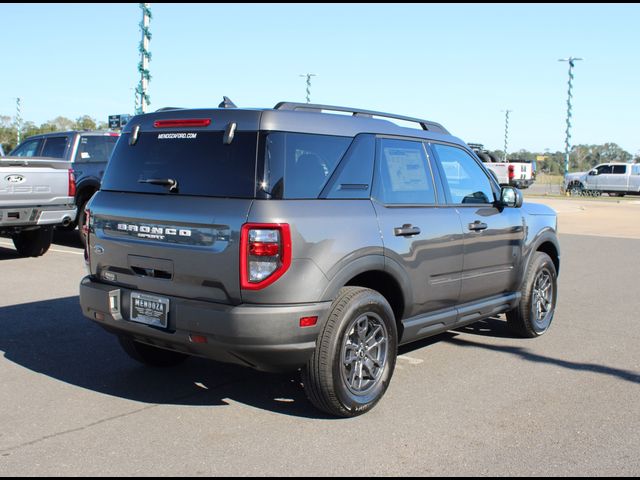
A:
[
  {"left": 76, "top": 199, "right": 89, "bottom": 245},
  {"left": 118, "top": 336, "right": 189, "bottom": 367},
  {"left": 507, "top": 252, "right": 557, "bottom": 338},
  {"left": 302, "top": 287, "right": 398, "bottom": 418},
  {"left": 568, "top": 182, "right": 584, "bottom": 196},
  {"left": 12, "top": 227, "right": 53, "bottom": 257}
]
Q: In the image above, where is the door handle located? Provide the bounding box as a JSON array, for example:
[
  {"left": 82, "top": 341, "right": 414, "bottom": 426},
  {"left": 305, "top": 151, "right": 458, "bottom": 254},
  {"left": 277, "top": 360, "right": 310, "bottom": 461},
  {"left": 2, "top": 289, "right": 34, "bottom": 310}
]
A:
[
  {"left": 468, "top": 221, "right": 488, "bottom": 232},
  {"left": 394, "top": 224, "right": 421, "bottom": 237}
]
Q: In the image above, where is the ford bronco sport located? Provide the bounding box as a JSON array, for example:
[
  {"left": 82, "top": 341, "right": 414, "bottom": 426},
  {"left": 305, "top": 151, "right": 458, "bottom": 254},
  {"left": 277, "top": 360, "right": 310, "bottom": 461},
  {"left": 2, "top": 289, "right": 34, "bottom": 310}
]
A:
[{"left": 79, "top": 100, "right": 560, "bottom": 417}]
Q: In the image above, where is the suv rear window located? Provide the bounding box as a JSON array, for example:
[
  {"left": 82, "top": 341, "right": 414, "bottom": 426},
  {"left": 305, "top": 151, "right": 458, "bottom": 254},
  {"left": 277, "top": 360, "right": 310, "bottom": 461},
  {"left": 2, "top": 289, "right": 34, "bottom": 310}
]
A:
[{"left": 101, "top": 131, "right": 258, "bottom": 198}]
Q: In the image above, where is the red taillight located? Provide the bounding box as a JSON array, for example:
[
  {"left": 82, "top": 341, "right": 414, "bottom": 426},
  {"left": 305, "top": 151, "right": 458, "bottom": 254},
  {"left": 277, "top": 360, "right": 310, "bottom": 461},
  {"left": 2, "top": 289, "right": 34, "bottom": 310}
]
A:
[
  {"left": 508, "top": 164, "right": 515, "bottom": 180},
  {"left": 83, "top": 208, "right": 91, "bottom": 265},
  {"left": 240, "top": 223, "right": 291, "bottom": 290},
  {"left": 68, "top": 169, "right": 77, "bottom": 197},
  {"left": 153, "top": 119, "right": 211, "bottom": 128},
  {"left": 299, "top": 316, "right": 318, "bottom": 328}
]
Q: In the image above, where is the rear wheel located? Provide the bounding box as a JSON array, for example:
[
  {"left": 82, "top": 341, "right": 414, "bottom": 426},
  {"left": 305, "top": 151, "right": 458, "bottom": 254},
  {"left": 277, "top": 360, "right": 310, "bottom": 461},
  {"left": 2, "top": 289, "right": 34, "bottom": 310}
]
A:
[
  {"left": 118, "top": 336, "right": 189, "bottom": 367},
  {"left": 12, "top": 227, "right": 53, "bottom": 257},
  {"left": 507, "top": 252, "right": 557, "bottom": 337},
  {"left": 76, "top": 199, "right": 89, "bottom": 245},
  {"left": 302, "top": 287, "right": 397, "bottom": 417}
]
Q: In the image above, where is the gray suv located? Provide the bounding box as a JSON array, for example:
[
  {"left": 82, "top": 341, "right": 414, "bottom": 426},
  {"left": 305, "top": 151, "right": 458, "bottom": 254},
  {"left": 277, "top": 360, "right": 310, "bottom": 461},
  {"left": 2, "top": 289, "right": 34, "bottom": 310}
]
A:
[{"left": 79, "top": 101, "right": 560, "bottom": 417}]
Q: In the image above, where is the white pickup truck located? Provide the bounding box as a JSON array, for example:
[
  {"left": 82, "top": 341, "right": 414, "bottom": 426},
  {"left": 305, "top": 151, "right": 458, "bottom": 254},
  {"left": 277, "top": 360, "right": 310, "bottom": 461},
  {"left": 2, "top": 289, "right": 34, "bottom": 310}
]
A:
[
  {"left": 564, "top": 162, "right": 640, "bottom": 197},
  {"left": 468, "top": 143, "right": 535, "bottom": 189},
  {"left": 0, "top": 157, "right": 77, "bottom": 256}
]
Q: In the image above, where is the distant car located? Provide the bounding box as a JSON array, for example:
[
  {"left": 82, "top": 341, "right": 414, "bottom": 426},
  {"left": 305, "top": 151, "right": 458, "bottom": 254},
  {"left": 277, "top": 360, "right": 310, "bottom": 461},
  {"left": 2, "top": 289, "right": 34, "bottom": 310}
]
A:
[
  {"left": 9, "top": 130, "right": 120, "bottom": 236},
  {"left": 564, "top": 162, "right": 640, "bottom": 197}
]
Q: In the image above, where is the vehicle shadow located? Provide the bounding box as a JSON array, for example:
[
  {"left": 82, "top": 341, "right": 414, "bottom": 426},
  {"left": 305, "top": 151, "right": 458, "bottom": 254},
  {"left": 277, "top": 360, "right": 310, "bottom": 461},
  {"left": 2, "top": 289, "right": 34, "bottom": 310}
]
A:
[
  {"left": 53, "top": 228, "right": 84, "bottom": 249},
  {"left": 0, "top": 296, "right": 335, "bottom": 420}
]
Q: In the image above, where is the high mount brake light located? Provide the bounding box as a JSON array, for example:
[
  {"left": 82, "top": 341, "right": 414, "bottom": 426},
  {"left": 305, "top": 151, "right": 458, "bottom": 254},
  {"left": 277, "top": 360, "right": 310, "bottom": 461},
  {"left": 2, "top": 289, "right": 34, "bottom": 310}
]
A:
[
  {"left": 153, "top": 119, "right": 211, "bottom": 128},
  {"left": 240, "top": 224, "right": 291, "bottom": 290}
]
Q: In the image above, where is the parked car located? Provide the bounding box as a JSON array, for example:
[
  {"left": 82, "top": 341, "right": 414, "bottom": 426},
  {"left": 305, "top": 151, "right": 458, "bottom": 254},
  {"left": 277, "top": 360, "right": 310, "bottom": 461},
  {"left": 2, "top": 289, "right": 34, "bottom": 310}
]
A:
[
  {"left": 80, "top": 100, "right": 560, "bottom": 417},
  {"left": 564, "top": 162, "right": 640, "bottom": 197},
  {"left": 9, "top": 130, "right": 120, "bottom": 236},
  {"left": 0, "top": 155, "right": 76, "bottom": 256},
  {"left": 467, "top": 144, "right": 535, "bottom": 189}
]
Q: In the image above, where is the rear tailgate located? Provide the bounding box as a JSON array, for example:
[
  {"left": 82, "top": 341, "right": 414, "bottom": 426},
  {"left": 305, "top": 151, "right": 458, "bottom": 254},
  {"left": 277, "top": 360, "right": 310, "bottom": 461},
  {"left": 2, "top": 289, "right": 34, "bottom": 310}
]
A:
[
  {"left": 89, "top": 192, "right": 251, "bottom": 305},
  {"left": 91, "top": 111, "right": 262, "bottom": 306},
  {"left": 0, "top": 157, "right": 72, "bottom": 207}
]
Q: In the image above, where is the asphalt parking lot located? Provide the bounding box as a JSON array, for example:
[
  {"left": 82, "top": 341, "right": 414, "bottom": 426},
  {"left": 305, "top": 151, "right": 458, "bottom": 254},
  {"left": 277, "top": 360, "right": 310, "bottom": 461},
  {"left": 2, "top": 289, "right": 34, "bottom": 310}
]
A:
[{"left": 0, "top": 198, "right": 639, "bottom": 476}]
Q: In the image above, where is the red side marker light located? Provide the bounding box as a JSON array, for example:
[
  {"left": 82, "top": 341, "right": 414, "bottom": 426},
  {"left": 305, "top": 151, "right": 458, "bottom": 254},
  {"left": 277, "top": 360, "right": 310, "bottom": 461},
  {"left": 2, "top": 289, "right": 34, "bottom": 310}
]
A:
[
  {"left": 189, "top": 334, "right": 208, "bottom": 344},
  {"left": 299, "top": 316, "right": 318, "bottom": 328}
]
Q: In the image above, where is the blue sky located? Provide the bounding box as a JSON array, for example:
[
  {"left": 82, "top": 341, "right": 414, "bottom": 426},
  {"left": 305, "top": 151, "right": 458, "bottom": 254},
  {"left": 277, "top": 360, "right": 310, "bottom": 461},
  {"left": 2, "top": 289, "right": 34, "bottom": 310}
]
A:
[{"left": 1, "top": 3, "right": 638, "bottom": 154}]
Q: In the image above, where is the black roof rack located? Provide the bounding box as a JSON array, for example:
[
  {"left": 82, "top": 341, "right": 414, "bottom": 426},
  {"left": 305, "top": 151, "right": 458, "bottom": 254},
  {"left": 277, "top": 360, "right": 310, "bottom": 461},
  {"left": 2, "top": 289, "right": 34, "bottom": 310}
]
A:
[{"left": 274, "top": 102, "right": 449, "bottom": 134}]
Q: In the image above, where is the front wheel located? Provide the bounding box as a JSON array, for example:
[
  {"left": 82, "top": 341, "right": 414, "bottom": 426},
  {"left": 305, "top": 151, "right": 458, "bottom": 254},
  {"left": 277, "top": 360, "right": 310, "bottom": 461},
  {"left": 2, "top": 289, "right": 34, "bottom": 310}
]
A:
[
  {"left": 302, "top": 287, "right": 398, "bottom": 417},
  {"left": 507, "top": 252, "right": 557, "bottom": 337}
]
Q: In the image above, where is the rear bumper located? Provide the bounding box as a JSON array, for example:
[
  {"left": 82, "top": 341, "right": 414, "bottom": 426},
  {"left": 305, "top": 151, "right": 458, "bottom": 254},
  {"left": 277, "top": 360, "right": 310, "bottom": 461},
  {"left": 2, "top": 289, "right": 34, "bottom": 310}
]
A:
[
  {"left": 0, "top": 204, "right": 77, "bottom": 228},
  {"left": 511, "top": 179, "right": 534, "bottom": 189},
  {"left": 79, "top": 276, "right": 331, "bottom": 372}
]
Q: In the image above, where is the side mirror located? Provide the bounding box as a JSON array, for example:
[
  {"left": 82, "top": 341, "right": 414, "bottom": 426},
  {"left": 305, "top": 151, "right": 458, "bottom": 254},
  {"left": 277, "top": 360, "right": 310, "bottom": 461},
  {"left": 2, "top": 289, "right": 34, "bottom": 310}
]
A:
[
  {"left": 589, "top": 169, "right": 598, "bottom": 176},
  {"left": 500, "top": 186, "right": 523, "bottom": 208}
]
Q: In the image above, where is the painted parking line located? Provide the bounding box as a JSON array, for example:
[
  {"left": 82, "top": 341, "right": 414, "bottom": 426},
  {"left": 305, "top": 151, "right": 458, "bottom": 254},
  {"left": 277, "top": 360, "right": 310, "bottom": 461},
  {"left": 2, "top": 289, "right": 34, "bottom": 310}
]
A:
[{"left": 0, "top": 240, "right": 84, "bottom": 256}]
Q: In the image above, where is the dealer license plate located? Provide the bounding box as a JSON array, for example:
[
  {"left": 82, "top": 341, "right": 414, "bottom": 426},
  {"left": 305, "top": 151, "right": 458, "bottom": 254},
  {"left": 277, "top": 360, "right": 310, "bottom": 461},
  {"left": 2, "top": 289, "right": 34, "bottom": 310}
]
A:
[{"left": 130, "top": 292, "right": 169, "bottom": 329}]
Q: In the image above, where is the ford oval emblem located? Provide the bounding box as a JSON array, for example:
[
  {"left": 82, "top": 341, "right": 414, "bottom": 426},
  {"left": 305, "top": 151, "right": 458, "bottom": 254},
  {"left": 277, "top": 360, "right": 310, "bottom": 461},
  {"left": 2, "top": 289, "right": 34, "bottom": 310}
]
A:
[{"left": 5, "top": 174, "right": 25, "bottom": 184}]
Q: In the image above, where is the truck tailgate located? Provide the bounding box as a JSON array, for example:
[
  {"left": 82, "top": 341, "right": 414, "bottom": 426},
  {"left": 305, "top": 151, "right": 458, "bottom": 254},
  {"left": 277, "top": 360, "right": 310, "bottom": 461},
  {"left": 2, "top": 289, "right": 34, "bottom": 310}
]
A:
[{"left": 0, "top": 158, "right": 72, "bottom": 207}]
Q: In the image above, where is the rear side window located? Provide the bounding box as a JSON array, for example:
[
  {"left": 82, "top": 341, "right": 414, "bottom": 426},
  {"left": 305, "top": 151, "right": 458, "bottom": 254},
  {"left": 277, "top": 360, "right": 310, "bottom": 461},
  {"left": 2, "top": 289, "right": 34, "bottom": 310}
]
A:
[
  {"left": 75, "top": 135, "right": 119, "bottom": 163},
  {"left": 41, "top": 136, "right": 69, "bottom": 158},
  {"left": 10, "top": 138, "right": 42, "bottom": 157},
  {"left": 101, "top": 131, "right": 258, "bottom": 198},
  {"left": 632, "top": 165, "right": 640, "bottom": 175},
  {"left": 612, "top": 165, "right": 627, "bottom": 174},
  {"left": 263, "top": 133, "right": 352, "bottom": 199}
]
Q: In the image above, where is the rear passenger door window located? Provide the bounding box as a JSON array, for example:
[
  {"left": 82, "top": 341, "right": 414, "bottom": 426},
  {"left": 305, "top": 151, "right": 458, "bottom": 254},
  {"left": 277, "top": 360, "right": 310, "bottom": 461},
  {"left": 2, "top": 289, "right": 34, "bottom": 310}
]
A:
[
  {"left": 373, "top": 138, "right": 436, "bottom": 205},
  {"left": 40, "top": 136, "right": 69, "bottom": 159},
  {"left": 431, "top": 143, "right": 495, "bottom": 204}
]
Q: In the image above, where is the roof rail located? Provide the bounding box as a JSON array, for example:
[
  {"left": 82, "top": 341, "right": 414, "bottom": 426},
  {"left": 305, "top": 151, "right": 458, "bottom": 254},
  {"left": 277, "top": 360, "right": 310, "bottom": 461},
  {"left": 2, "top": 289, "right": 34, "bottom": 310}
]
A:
[{"left": 273, "top": 102, "right": 449, "bottom": 134}]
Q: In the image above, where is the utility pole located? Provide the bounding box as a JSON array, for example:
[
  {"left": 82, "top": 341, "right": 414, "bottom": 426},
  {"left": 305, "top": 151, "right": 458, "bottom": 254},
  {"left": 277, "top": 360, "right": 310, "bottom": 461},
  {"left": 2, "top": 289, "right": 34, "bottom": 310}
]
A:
[
  {"left": 15, "top": 97, "right": 22, "bottom": 144},
  {"left": 502, "top": 109, "right": 512, "bottom": 162},
  {"left": 558, "top": 57, "right": 582, "bottom": 175},
  {"left": 299, "top": 73, "right": 316, "bottom": 103},
  {"left": 136, "top": 3, "right": 152, "bottom": 114}
]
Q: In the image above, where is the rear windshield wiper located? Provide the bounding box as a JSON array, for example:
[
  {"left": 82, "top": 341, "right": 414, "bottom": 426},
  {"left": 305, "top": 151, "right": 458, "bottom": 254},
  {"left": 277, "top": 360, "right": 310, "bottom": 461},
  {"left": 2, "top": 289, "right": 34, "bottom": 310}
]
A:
[{"left": 138, "top": 178, "right": 179, "bottom": 192}]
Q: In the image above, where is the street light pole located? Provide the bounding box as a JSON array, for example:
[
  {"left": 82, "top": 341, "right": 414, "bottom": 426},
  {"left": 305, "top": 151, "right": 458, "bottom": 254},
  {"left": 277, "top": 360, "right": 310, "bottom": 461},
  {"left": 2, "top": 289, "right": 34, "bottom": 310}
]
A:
[
  {"left": 558, "top": 57, "right": 582, "bottom": 175},
  {"left": 15, "top": 97, "right": 22, "bottom": 144},
  {"left": 299, "top": 73, "right": 316, "bottom": 103},
  {"left": 136, "top": 3, "right": 152, "bottom": 114},
  {"left": 502, "top": 109, "right": 512, "bottom": 162}
]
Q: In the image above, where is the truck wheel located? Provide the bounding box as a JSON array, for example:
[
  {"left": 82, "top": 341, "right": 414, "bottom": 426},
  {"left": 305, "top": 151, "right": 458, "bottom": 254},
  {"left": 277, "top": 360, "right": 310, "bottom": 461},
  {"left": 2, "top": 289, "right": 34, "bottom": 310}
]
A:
[
  {"left": 77, "top": 199, "right": 89, "bottom": 245},
  {"left": 507, "top": 252, "right": 557, "bottom": 338},
  {"left": 118, "top": 336, "right": 189, "bottom": 367},
  {"left": 12, "top": 227, "right": 53, "bottom": 257},
  {"left": 302, "top": 287, "right": 397, "bottom": 417}
]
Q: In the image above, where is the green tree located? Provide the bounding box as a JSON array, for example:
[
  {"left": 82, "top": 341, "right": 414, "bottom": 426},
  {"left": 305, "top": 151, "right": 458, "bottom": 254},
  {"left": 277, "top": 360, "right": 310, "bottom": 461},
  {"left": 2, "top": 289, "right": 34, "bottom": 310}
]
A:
[{"left": 75, "top": 115, "right": 97, "bottom": 130}]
